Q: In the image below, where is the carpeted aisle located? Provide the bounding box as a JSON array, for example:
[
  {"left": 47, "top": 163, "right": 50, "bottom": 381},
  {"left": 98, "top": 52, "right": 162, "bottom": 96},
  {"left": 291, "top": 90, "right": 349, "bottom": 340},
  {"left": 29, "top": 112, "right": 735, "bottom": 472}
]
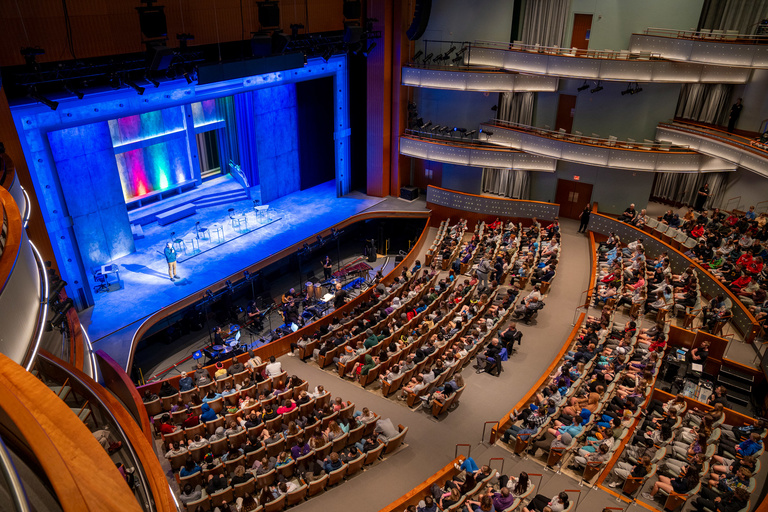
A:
[{"left": 275, "top": 217, "right": 593, "bottom": 511}]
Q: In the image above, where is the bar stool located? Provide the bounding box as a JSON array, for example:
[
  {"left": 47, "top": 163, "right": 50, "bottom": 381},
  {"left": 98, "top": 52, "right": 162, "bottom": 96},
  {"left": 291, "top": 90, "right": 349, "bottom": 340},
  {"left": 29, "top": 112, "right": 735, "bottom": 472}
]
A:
[
  {"left": 255, "top": 205, "right": 269, "bottom": 223},
  {"left": 189, "top": 238, "right": 200, "bottom": 252},
  {"left": 195, "top": 221, "right": 209, "bottom": 240},
  {"left": 173, "top": 238, "right": 186, "bottom": 254},
  {"left": 238, "top": 215, "right": 248, "bottom": 232},
  {"left": 211, "top": 224, "right": 224, "bottom": 243}
]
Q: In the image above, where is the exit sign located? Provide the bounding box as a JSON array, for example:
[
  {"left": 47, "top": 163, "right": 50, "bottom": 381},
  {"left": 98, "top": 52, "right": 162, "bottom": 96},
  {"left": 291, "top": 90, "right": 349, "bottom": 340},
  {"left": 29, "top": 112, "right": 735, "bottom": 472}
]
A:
[{"left": 574, "top": 175, "right": 580, "bottom": 180}]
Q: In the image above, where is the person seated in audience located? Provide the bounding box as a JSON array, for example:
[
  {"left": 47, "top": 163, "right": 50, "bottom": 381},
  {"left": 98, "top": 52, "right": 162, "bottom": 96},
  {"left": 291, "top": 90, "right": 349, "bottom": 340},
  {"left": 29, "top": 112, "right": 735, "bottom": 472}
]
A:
[
  {"left": 157, "top": 414, "right": 180, "bottom": 434},
  {"left": 522, "top": 491, "right": 569, "bottom": 512},
  {"left": 205, "top": 472, "right": 228, "bottom": 496},
  {"left": 416, "top": 495, "right": 439, "bottom": 512},
  {"left": 221, "top": 445, "right": 244, "bottom": 463},
  {"left": 201, "top": 388, "right": 221, "bottom": 403},
  {"left": 718, "top": 432, "right": 763, "bottom": 458},
  {"left": 571, "top": 443, "right": 610, "bottom": 470},
  {"left": 641, "top": 455, "right": 700, "bottom": 501},
  {"left": 164, "top": 440, "right": 187, "bottom": 461},
  {"left": 693, "top": 487, "right": 750, "bottom": 512},
  {"left": 474, "top": 338, "right": 502, "bottom": 374},
  {"left": 224, "top": 420, "right": 242, "bottom": 437},
  {"left": 227, "top": 356, "right": 245, "bottom": 376},
  {"left": 374, "top": 417, "right": 399, "bottom": 443},
  {"left": 159, "top": 380, "right": 178, "bottom": 398},
  {"left": 179, "top": 483, "right": 202, "bottom": 505},
  {"left": 199, "top": 403, "right": 218, "bottom": 423},
  {"left": 187, "top": 434, "right": 208, "bottom": 451},
  {"left": 607, "top": 455, "right": 652, "bottom": 489},
  {"left": 229, "top": 464, "right": 252, "bottom": 487},
  {"left": 178, "top": 371, "right": 195, "bottom": 392}
]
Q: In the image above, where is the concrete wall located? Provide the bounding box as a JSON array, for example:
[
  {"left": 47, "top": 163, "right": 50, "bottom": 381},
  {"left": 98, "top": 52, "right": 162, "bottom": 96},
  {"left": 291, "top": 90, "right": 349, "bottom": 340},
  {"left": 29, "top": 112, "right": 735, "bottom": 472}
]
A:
[
  {"left": 720, "top": 167, "right": 768, "bottom": 211},
  {"left": 420, "top": 0, "right": 514, "bottom": 43},
  {"left": 530, "top": 162, "right": 655, "bottom": 215},
  {"left": 441, "top": 164, "right": 484, "bottom": 195},
  {"left": 731, "top": 69, "right": 768, "bottom": 133},
  {"left": 416, "top": 89, "right": 498, "bottom": 133},
  {"left": 564, "top": 0, "right": 705, "bottom": 50},
  {"left": 253, "top": 84, "right": 301, "bottom": 203},
  {"left": 47, "top": 122, "right": 135, "bottom": 271}
]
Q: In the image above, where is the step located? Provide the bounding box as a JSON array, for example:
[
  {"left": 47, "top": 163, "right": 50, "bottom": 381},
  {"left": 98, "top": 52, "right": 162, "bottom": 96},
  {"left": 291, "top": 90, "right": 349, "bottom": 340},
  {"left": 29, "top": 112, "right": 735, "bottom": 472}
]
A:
[
  {"left": 717, "top": 373, "right": 752, "bottom": 394},
  {"left": 48, "top": 385, "right": 71, "bottom": 399},
  {"left": 719, "top": 364, "right": 755, "bottom": 384},
  {"left": 156, "top": 204, "right": 197, "bottom": 226}
]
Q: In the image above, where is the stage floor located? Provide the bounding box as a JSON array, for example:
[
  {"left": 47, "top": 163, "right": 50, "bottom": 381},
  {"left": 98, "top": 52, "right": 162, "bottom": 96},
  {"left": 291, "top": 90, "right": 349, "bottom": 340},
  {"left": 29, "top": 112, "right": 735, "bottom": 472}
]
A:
[{"left": 83, "top": 179, "right": 388, "bottom": 369}]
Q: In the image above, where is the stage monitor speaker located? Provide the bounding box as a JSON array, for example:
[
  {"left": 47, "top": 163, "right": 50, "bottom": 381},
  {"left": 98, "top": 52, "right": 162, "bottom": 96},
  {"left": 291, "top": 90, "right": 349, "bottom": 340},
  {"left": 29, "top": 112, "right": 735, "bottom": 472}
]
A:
[
  {"left": 400, "top": 186, "right": 419, "bottom": 201},
  {"left": 259, "top": 2, "right": 280, "bottom": 28},
  {"left": 406, "top": 0, "right": 432, "bottom": 41},
  {"left": 343, "top": 0, "right": 362, "bottom": 19},
  {"left": 136, "top": 6, "right": 168, "bottom": 39}
]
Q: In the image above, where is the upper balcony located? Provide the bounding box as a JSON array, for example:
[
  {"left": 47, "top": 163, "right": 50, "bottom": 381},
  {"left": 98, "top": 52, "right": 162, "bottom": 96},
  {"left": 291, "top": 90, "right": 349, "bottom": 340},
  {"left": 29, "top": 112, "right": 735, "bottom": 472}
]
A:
[
  {"left": 655, "top": 120, "right": 768, "bottom": 178},
  {"left": 463, "top": 40, "right": 752, "bottom": 83},
  {"left": 399, "top": 130, "right": 556, "bottom": 171},
  {"left": 478, "top": 120, "right": 737, "bottom": 172},
  {"left": 630, "top": 28, "right": 768, "bottom": 68}
]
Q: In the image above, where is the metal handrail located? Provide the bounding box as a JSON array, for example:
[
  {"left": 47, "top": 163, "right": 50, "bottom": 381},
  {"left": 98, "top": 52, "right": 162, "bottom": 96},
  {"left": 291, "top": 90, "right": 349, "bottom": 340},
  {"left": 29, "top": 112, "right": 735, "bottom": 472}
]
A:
[
  {"left": 0, "top": 434, "right": 31, "bottom": 512},
  {"left": 454, "top": 443, "right": 471, "bottom": 459},
  {"left": 473, "top": 40, "right": 663, "bottom": 61},
  {"left": 641, "top": 27, "right": 768, "bottom": 43},
  {"left": 487, "top": 119, "right": 694, "bottom": 152},
  {"left": 403, "top": 129, "right": 514, "bottom": 148}
]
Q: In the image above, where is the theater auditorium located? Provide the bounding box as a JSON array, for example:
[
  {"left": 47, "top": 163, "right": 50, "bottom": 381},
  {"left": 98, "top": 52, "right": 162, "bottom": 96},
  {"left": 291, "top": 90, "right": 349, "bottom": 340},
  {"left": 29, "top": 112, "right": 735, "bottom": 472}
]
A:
[{"left": 2, "top": 1, "right": 768, "bottom": 511}]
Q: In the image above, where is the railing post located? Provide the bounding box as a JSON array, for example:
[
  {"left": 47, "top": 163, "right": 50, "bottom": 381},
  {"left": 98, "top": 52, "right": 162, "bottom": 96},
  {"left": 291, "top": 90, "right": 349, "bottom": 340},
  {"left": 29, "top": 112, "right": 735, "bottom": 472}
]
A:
[
  {"left": 488, "top": 457, "right": 505, "bottom": 476},
  {"left": 481, "top": 421, "right": 497, "bottom": 444},
  {"left": 454, "top": 443, "right": 471, "bottom": 460}
]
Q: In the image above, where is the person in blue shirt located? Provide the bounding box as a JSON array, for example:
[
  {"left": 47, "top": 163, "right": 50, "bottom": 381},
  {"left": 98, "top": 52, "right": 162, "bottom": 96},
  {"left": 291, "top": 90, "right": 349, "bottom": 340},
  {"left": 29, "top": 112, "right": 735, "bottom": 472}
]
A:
[
  {"left": 720, "top": 432, "right": 762, "bottom": 458},
  {"left": 178, "top": 371, "right": 194, "bottom": 392},
  {"left": 200, "top": 403, "right": 218, "bottom": 423},
  {"left": 164, "top": 242, "right": 179, "bottom": 281},
  {"left": 179, "top": 458, "right": 201, "bottom": 477}
]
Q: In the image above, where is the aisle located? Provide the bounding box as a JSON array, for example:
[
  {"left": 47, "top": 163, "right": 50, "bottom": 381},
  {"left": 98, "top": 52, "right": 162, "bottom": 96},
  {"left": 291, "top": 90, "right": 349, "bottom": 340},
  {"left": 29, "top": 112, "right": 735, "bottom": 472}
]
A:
[{"left": 275, "top": 218, "right": 593, "bottom": 511}]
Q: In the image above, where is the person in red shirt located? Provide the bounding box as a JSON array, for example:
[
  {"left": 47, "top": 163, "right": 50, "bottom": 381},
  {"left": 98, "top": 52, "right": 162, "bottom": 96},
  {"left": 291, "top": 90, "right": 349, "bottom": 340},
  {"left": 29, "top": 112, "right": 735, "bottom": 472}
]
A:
[
  {"left": 690, "top": 224, "right": 705, "bottom": 238},
  {"left": 746, "top": 256, "right": 764, "bottom": 275},
  {"left": 183, "top": 411, "right": 200, "bottom": 428},
  {"left": 736, "top": 252, "right": 753, "bottom": 268},
  {"left": 157, "top": 414, "right": 179, "bottom": 434}
]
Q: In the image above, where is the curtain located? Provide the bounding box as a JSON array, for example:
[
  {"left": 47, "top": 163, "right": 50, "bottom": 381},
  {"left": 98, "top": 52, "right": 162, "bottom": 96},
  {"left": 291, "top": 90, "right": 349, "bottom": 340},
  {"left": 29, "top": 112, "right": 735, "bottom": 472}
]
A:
[
  {"left": 216, "top": 96, "right": 239, "bottom": 177},
  {"left": 232, "top": 92, "right": 260, "bottom": 187},
  {"left": 651, "top": 172, "right": 729, "bottom": 208},
  {"left": 520, "top": 0, "right": 571, "bottom": 47},
  {"left": 482, "top": 168, "right": 531, "bottom": 199},
  {"left": 499, "top": 92, "right": 534, "bottom": 125},
  {"left": 675, "top": 84, "right": 733, "bottom": 125},
  {"left": 698, "top": 0, "right": 768, "bottom": 33}
]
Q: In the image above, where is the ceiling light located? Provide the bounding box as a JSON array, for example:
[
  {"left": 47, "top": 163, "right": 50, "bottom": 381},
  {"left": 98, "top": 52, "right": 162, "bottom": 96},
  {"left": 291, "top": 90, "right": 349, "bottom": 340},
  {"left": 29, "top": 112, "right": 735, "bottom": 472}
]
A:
[
  {"left": 577, "top": 81, "right": 589, "bottom": 92},
  {"left": 125, "top": 80, "right": 146, "bottom": 95},
  {"left": 27, "top": 89, "right": 58, "bottom": 111}
]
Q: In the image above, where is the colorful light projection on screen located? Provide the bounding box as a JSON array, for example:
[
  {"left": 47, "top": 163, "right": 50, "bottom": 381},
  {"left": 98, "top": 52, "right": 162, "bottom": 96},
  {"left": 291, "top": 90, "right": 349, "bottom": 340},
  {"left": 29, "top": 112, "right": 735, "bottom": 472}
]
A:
[
  {"left": 115, "top": 138, "right": 191, "bottom": 201},
  {"left": 191, "top": 99, "right": 223, "bottom": 129},
  {"left": 108, "top": 106, "right": 186, "bottom": 147}
]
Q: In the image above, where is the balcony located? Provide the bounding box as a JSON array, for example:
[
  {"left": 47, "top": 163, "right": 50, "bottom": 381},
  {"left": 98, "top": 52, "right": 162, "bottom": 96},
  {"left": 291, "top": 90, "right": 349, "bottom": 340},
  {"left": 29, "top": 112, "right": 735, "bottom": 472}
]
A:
[
  {"left": 399, "top": 131, "right": 556, "bottom": 171},
  {"left": 656, "top": 121, "right": 768, "bottom": 178},
  {"left": 478, "top": 120, "right": 736, "bottom": 172},
  {"left": 401, "top": 64, "right": 558, "bottom": 92},
  {"left": 630, "top": 28, "right": 768, "bottom": 68},
  {"left": 464, "top": 40, "right": 752, "bottom": 83}
]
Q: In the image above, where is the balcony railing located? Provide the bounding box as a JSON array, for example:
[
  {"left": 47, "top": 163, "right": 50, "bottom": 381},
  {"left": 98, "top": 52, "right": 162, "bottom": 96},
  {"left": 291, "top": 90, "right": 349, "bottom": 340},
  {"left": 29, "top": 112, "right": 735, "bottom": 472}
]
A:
[{"left": 640, "top": 27, "right": 768, "bottom": 44}]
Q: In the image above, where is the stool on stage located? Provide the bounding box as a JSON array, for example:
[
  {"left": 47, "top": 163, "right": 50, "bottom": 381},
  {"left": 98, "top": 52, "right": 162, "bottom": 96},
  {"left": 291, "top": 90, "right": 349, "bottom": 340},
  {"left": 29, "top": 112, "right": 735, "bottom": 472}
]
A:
[
  {"left": 195, "top": 221, "right": 209, "bottom": 240},
  {"left": 173, "top": 238, "right": 186, "bottom": 254},
  {"left": 211, "top": 224, "right": 224, "bottom": 243},
  {"left": 255, "top": 205, "right": 269, "bottom": 222},
  {"left": 189, "top": 238, "right": 200, "bottom": 252}
]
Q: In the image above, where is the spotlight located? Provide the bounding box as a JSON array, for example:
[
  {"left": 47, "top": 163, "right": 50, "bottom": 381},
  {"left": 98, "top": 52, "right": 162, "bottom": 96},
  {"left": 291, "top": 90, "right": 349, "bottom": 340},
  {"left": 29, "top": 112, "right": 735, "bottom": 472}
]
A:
[
  {"left": 455, "top": 47, "right": 467, "bottom": 57},
  {"left": 633, "top": 85, "right": 642, "bottom": 94},
  {"left": 621, "top": 84, "right": 633, "bottom": 96},
  {"left": 125, "top": 80, "right": 146, "bottom": 95},
  {"left": 420, "top": 120, "right": 432, "bottom": 129},
  {"left": 413, "top": 50, "right": 423, "bottom": 61},
  {"left": 46, "top": 312, "right": 67, "bottom": 332},
  {"left": 465, "top": 129, "right": 477, "bottom": 138},
  {"left": 321, "top": 47, "right": 333, "bottom": 62},
  {"left": 183, "top": 71, "right": 194, "bottom": 84},
  {"left": 27, "top": 88, "right": 58, "bottom": 111},
  {"left": 590, "top": 82, "right": 603, "bottom": 93},
  {"left": 146, "top": 76, "right": 160, "bottom": 87},
  {"left": 491, "top": 105, "right": 498, "bottom": 112},
  {"left": 423, "top": 53, "right": 434, "bottom": 63},
  {"left": 204, "top": 289, "right": 213, "bottom": 299},
  {"left": 481, "top": 130, "right": 494, "bottom": 139},
  {"left": 64, "top": 84, "right": 84, "bottom": 100},
  {"left": 577, "top": 81, "right": 589, "bottom": 92},
  {"left": 52, "top": 298, "right": 74, "bottom": 314},
  {"left": 444, "top": 45, "right": 456, "bottom": 56},
  {"left": 109, "top": 74, "right": 122, "bottom": 89},
  {"left": 243, "top": 270, "right": 250, "bottom": 280},
  {"left": 47, "top": 280, "right": 67, "bottom": 302},
  {"left": 452, "top": 54, "right": 463, "bottom": 64},
  {"left": 363, "top": 42, "right": 376, "bottom": 57}
]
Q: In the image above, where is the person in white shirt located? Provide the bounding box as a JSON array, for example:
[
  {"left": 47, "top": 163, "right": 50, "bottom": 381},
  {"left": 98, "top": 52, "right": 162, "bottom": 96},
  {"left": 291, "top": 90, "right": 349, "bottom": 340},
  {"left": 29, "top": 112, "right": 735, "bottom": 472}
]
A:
[{"left": 265, "top": 356, "right": 282, "bottom": 377}]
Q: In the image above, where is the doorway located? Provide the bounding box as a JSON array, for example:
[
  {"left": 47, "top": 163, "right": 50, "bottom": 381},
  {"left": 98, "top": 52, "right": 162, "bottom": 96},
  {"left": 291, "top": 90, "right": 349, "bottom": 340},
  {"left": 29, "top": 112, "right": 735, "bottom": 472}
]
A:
[
  {"left": 570, "top": 14, "right": 593, "bottom": 51},
  {"left": 555, "top": 94, "right": 577, "bottom": 134},
  {"left": 554, "top": 178, "right": 593, "bottom": 219}
]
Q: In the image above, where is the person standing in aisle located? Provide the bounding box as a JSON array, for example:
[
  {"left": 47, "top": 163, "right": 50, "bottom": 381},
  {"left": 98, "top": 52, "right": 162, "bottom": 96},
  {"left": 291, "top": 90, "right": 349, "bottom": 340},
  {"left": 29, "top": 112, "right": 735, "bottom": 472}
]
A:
[
  {"left": 578, "top": 203, "right": 592, "bottom": 233},
  {"left": 165, "top": 242, "right": 179, "bottom": 281}
]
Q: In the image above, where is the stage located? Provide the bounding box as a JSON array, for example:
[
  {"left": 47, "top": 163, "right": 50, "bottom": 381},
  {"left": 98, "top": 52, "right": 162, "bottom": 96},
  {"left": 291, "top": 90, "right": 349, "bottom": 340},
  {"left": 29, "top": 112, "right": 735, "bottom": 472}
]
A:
[{"left": 82, "top": 178, "right": 387, "bottom": 369}]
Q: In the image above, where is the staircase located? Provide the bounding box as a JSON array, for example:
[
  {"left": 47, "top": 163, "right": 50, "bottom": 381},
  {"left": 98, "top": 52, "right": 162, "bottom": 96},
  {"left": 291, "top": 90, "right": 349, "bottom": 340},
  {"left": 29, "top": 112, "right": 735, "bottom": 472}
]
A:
[{"left": 193, "top": 188, "right": 249, "bottom": 209}]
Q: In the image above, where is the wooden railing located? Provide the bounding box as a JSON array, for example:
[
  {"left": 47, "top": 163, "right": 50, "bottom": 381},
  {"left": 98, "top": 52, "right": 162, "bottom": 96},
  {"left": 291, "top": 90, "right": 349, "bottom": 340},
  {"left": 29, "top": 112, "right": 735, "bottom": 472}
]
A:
[
  {"left": 135, "top": 210, "right": 432, "bottom": 392},
  {"left": 380, "top": 457, "right": 464, "bottom": 512},
  {"left": 0, "top": 186, "right": 22, "bottom": 295},
  {"left": 0, "top": 353, "right": 143, "bottom": 512},
  {"left": 36, "top": 351, "right": 177, "bottom": 512}
]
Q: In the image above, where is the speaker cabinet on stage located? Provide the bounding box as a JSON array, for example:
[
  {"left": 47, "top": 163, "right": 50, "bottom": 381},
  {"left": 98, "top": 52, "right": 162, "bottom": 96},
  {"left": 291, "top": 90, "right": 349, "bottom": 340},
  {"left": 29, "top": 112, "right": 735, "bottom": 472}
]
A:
[
  {"left": 400, "top": 186, "right": 419, "bottom": 201},
  {"left": 367, "top": 240, "right": 377, "bottom": 262}
]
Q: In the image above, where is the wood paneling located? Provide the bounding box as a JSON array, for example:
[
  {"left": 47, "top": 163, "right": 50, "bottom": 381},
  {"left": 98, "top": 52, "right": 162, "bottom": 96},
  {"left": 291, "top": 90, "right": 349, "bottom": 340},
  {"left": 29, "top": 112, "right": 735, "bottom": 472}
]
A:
[
  {"left": 554, "top": 93, "right": 577, "bottom": 133},
  {"left": 570, "top": 13, "right": 592, "bottom": 51},
  {"left": 366, "top": 0, "right": 393, "bottom": 197},
  {"left": 554, "top": 178, "right": 592, "bottom": 219}
]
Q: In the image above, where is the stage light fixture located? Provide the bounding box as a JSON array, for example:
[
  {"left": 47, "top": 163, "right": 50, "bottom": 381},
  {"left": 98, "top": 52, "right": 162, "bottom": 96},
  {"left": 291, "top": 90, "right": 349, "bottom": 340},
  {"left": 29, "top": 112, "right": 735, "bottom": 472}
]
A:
[
  {"left": 109, "top": 74, "right": 122, "bottom": 89},
  {"left": 444, "top": 46, "right": 456, "bottom": 56},
  {"left": 21, "top": 47, "right": 45, "bottom": 67},
  {"left": 621, "top": 84, "right": 633, "bottom": 96},
  {"left": 27, "top": 89, "right": 58, "bottom": 111},
  {"left": 455, "top": 47, "right": 467, "bottom": 57},
  {"left": 490, "top": 105, "right": 498, "bottom": 112},
  {"left": 321, "top": 47, "right": 333, "bottom": 62},
  {"left": 577, "top": 81, "right": 589, "bottom": 92},
  {"left": 125, "top": 80, "right": 146, "bottom": 95},
  {"left": 423, "top": 53, "right": 433, "bottom": 63},
  {"left": 64, "top": 84, "right": 84, "bottom": 100},
  {"left": 46, "top": 312, "right": 67, "bottom": 332},
  {"left": 481, "top": 130, "right": 494, "bottom": 139},
  {"left": 146, "top": 76, "right": 161, "bottom": 88},
  {"left": 590, "top": 81, "right": 603, "bottom": 93},
  {"left": 413, "top": 50, "right": 423, "bottom": 61},
  {"left": 204, "top": 289, "right": 213, "bottom": 299},
  {"left": 363, "top": 42, "right": 376, "bottom": 57},
  {"left": 182, "top": 70, "right": 194, "bottom": 84},
  {"left": 421, "top": 120, "right": 432, "bottom": 129},
  {"left": 465, "top": 129, "right": 477, "bottom": 138},
  {"left": 47, "top": 280, "right": 67, "bottom": 302},
  {"left": 633, "top": 84, "right": 643, "bottom": 94},
  {"left": 243, "top": 270, "right": 250, "bottom": 280},
  {"left": 53, "top": 298, "right": 74, "bottom": 315}
]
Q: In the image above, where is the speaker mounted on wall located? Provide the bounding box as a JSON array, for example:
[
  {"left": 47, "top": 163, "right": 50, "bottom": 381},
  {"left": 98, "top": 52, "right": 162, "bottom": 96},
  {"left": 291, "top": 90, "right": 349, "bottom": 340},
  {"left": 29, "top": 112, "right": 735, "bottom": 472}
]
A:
[
  {"left": 406, "top": 0, "right": 432, "bottom": 41},
  {"left": 258, "top": 1, "right": 281, "bottom": 29},
  {"left": 136, "top": 4, "right": 168, "bottom": 40}
]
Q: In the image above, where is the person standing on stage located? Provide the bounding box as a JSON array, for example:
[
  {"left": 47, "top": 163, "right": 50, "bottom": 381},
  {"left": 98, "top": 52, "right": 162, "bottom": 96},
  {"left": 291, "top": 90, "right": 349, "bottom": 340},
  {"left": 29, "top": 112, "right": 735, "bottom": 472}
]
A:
[
  {"left": 322, "top": 255, "right": 333, "bottom": 280},
  {"left": 578, "top": 203, "right": 592, "bottom": 233},
  {"left": 727, "top": 98, "right": 743, "bottom": 133},
  {"left": 694, "top": 183, "right": 709, "bottom": 211},
  {"left": 164, "top": 242, "right": 179, "bottom": 281}
]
